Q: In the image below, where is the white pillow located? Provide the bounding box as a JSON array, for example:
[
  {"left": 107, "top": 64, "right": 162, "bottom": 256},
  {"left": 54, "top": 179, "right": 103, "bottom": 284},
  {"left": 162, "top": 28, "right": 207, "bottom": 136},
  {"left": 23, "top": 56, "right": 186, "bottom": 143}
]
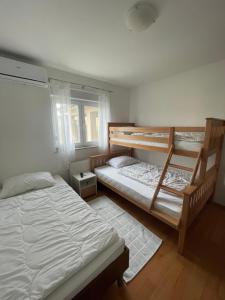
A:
[
  {"left": 107, "top": 156, "right": 138, "bottom": 168},
  {"left": 0, "top": 172, "right": 56, "bottom": 199}
]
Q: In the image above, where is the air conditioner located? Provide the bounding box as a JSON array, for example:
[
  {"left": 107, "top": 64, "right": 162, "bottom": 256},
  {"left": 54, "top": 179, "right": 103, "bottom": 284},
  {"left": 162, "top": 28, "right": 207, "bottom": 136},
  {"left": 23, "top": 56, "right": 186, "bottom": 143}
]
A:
[{"left": 0, "top": 57, "right": 48, "bottom": 88}]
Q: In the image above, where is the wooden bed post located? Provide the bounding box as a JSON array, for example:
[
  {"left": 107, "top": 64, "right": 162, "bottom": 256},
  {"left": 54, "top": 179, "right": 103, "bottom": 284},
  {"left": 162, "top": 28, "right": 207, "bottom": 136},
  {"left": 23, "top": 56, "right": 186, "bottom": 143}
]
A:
[
  {"left": 199, "top": 118, "right": 225, "bottom": 200},
  {"left": 178, "top": 191, "right": 190, "bottom": 254},
  {"left": 169, "top": 127, "right": 175, "bottom": 148},
  {"left": 210, "top": 119, "right": 225, "bottom": 201},
  {"left": 199, "top": 118, "right": 213, "bottom": 181},
  {"left": 108, "top": 123, "right": 111, "bottom": 153},
  {"left": 214, "top": 119, "right": 225, "bottom": 169}
]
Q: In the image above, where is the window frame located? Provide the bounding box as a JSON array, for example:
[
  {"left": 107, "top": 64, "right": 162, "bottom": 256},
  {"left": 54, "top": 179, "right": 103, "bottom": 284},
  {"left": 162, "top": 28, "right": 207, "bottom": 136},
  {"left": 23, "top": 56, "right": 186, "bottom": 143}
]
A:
[{"left": 71, "top": 97, "right": 99, "bottom": 148}]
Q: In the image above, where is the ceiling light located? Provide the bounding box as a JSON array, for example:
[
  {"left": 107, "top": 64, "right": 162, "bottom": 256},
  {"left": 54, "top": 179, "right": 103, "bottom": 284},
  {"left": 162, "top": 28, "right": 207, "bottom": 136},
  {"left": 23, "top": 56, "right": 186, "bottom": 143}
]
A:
[{"left": 125, "top": 1, "right": 158, "bottom": 32}]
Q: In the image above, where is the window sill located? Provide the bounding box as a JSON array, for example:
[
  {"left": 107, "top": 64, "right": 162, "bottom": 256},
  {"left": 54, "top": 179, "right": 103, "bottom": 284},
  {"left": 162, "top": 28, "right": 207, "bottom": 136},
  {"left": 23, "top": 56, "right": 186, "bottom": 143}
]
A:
[{"left": 75, "top": 145, "right": 98, "bottom": 150}]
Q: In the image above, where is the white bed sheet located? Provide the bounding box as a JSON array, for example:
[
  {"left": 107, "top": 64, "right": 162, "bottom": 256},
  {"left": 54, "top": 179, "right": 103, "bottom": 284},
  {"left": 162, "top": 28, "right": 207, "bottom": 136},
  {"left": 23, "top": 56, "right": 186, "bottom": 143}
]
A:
[
  {"left": 95, "top": 166, "right": 183, "bottom": 218},
  {"left": 0, "top": 176, "right": 122, "bottom": 300},
  {"left": 111, "top": 138, "right": 202, "bottom": 152}
]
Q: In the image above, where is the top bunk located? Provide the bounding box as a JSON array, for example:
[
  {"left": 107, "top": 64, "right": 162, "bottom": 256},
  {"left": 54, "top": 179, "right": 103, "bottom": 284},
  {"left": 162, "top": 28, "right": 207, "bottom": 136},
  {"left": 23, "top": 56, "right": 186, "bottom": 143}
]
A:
[{"left": 108, "top": 118, "right": 225, "bottom": 158}]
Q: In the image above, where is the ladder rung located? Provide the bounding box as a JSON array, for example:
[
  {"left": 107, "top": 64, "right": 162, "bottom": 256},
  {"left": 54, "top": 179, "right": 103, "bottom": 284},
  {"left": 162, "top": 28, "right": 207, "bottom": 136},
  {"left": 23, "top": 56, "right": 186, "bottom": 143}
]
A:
[
  {"left": 160, "top": 185, "right": 184, "bottom": 197},
  {"left": 169, "top": 163, "right": 193, "bottom": 172}
]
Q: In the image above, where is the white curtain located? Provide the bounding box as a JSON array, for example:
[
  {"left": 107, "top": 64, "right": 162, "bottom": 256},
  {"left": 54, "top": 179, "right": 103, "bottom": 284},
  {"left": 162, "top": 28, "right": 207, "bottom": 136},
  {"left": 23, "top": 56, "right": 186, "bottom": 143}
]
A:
[
  {"left": 98, "top": 92, "right": 111, "bottom": 152},
  {"left": 50, "top": 79, "right": 74, "bottom": 169}
]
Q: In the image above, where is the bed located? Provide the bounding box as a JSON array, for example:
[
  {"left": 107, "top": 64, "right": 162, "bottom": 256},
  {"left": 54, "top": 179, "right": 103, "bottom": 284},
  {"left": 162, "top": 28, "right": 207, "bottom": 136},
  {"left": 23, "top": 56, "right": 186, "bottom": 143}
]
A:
[
  {"left": 90, "top": 118, "right": 225, "bottom": 254},
  {"left": 0, "top": 175, "right": 128, "bottom": 300}
]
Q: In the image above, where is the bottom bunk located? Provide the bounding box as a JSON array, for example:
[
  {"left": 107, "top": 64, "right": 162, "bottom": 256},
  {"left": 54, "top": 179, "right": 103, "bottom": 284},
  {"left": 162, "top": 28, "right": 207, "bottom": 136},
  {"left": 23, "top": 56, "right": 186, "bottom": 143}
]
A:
[
  {"left": 95, "top": 164, "right": 183, "bottom": 221},
  {"left": 90, "top": 152, "right": 218, "bottom": 254}
]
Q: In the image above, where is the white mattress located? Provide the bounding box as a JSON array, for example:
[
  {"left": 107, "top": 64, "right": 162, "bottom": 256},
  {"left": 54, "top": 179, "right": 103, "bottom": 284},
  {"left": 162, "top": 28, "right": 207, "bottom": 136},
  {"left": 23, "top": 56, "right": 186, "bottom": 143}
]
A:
[
  {"left": 111, "top": 138, "right": 202, "bottom": 152},
  {"left": 46, "top": 237, "right": 124, "bottom": 300},
  {"left": 0, "top": 176, "right": 123, "bottom": 300},
  {"left": 95, "top": 166, "right": 183, "bottom": 218}
]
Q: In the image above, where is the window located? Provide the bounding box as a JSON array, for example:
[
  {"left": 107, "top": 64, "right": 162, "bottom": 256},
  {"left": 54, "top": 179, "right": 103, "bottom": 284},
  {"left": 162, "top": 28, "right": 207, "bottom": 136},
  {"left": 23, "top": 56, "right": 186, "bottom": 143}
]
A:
[{"left": 71, "top": 99, "right": 99, "bottom": 148}]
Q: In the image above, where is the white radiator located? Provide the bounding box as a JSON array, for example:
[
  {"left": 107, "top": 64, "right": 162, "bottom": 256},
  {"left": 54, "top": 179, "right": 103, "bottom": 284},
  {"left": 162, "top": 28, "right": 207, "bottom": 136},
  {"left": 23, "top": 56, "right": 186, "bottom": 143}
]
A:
[{"left": 69, "top": 159, "right": 90, "bottom": 177}]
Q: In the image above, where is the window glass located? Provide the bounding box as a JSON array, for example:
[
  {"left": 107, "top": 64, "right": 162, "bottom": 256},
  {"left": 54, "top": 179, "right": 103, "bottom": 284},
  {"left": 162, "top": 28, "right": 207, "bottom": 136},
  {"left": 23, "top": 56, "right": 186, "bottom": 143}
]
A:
[
  {"left": 70, "top": 103, "right": 80, "bottom": 144},
  {"left": 84, "top": 105, "right": 99, "bottom": 142},
  {"left": 70, "top": 98, "right": 99, "bottom": 147}
]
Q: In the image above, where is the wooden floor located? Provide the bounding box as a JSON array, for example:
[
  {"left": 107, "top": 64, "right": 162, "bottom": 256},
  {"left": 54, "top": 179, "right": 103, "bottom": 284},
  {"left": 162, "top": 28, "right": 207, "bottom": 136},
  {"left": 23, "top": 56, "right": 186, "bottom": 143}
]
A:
[{"left": 94, "top": 185, "right": 225, "bottom": 300}]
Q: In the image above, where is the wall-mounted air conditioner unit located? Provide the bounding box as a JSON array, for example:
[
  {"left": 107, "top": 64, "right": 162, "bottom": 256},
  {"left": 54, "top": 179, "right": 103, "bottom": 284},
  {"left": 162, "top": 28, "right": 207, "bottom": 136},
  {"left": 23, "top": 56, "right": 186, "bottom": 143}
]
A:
[{"left": 0, "top": 57, "right": 48, "bottom": 88}]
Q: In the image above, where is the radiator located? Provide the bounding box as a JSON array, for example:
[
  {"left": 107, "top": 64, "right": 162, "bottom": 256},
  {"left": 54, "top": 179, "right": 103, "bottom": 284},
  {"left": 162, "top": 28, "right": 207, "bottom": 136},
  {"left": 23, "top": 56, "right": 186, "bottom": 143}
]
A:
[{"left": 69, "top": 159, "right": 90, "bottom": 177}]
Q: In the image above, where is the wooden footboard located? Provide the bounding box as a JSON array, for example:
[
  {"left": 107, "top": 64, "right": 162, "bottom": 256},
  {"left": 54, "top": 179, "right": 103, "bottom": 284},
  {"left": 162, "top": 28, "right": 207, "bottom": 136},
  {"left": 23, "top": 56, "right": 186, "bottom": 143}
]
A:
[
  {"left": 186, "top": 166, "right": 217, "bottom": 227},
  {"left": 178, "top": 166, "right": 217, "bottom": 253},
  {"left": 90, "top": 150, "right": 132, "bottom": 172}
]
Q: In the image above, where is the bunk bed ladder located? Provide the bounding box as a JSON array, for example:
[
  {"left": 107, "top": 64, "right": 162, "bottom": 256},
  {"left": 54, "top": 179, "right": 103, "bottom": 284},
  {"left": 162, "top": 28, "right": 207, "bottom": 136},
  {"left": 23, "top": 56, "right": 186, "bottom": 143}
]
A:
[{"left": 150, "top": 146, "right": 203, "bottom": 227}]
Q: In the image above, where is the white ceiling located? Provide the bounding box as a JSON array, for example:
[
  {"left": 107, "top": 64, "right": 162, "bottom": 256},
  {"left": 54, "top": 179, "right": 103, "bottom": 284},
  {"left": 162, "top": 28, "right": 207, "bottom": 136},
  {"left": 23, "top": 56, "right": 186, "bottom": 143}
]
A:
[{"left": 0, "top": 0, "right": 225, "bottom": 87}]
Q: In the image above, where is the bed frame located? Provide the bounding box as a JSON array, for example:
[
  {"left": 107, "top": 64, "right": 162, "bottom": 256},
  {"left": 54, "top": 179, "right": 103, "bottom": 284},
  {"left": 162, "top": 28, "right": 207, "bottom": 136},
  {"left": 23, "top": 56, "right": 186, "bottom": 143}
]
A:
[
  {"left": 73, "top": 246, "right": 129, "bottom": 300},
  {"left": 90, "top": 118, "right": 225, "bottom": 254}
]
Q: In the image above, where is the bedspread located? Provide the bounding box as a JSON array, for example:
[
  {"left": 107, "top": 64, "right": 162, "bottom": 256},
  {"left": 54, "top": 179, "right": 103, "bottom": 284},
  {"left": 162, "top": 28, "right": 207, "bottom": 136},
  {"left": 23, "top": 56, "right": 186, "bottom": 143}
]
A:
[
  {"left": 119, "top": 162, "right": 191, "bottom": 191},
  {"left": 0, "top": 176, "right": 118, "bottom": 300}
]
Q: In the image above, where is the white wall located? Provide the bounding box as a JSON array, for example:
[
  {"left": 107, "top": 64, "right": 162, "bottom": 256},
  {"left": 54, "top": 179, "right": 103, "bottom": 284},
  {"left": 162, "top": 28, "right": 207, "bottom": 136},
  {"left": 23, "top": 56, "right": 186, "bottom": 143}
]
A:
[
  {"left": 130, "top": 60, "right": 225, "bottom": 206},
  {"left": 0, "top": 67, "right": 129, "bottom": 182}
]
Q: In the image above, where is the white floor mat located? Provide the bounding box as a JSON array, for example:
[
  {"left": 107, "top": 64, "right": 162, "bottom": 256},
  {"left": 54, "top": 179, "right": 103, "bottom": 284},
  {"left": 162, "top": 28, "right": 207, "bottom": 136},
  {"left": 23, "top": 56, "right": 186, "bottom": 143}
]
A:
[{"left": 89, "top": 196, "right": 162, "bottom": 282}]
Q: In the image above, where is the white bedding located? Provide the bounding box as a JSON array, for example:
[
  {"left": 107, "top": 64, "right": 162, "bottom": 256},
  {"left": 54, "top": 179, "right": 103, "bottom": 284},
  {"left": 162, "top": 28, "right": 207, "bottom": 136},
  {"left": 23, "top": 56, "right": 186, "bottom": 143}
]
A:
[
  {"left": 0, "top": 176, "right": 121, "bottom": 300},
  {"left": 111, "top": 138, "right": 202, "bottom": 152},
  {"left": 130, "top": 131, "right": 204, "bottom": 142},
  {"left": 95, "top": 166, "right": 183, "bottom": 218},
  {"left": 47, "top": 237, "right": 124, "bottom": 300},
  {"left": 113, "top": 130, "right": 204, "bottom": 141},
  {"left": 119, "top": 162, "right": 191, "bottom": 191}
]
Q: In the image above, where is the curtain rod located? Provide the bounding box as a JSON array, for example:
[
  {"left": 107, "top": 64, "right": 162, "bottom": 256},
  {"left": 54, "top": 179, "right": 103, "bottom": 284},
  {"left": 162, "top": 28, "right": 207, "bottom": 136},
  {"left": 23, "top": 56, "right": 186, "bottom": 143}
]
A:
[{"left": 48, "top": 77, "right": 113, "bottom": 93}]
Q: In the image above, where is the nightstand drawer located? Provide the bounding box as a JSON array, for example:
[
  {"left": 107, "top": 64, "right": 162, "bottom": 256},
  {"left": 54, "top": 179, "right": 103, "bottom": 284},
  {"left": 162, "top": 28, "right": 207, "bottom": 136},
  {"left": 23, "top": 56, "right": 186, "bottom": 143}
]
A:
[
  {"left": 80, "top": 178, "right": 96, "bottom": 188},
  {"left": 80, "top": 185, "right": 96, "bottom": 198}
]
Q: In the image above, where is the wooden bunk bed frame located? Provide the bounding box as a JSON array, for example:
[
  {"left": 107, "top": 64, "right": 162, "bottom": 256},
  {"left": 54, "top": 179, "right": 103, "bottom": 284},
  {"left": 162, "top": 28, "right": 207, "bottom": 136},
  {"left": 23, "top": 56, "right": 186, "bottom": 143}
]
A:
[{"left": 90, "top": 118, "right": 225, "bottom": 254}]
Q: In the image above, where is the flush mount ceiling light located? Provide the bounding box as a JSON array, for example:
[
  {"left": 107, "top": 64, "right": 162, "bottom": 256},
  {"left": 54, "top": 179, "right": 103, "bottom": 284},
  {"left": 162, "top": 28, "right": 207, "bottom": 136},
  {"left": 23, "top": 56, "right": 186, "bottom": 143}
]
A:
[{"left": 125, "top": 1, "right": 158, "bottom": 32}]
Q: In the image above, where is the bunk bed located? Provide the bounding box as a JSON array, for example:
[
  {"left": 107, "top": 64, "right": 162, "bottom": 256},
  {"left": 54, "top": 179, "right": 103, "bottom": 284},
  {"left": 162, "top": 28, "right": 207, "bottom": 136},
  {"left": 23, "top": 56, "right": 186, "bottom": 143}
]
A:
[{"left": 90, "top": 118, "right": 225, "bottom": 254}]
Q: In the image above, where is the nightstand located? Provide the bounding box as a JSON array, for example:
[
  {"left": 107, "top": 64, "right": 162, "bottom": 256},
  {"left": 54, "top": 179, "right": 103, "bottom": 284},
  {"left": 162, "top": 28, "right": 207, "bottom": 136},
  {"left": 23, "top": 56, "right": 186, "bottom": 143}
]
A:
[{"left": 71, "top": 172, "right": 97, "bottom": 198}]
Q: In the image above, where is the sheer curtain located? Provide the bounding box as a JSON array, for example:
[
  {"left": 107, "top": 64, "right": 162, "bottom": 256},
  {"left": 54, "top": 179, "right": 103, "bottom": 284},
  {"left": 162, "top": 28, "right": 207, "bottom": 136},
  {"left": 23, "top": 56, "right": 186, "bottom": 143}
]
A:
[
  {"left": 98, "top": 92, "right": 111, "bottom": 152},
  {"left": 50, "top": 79, "right": 74, "bottom": 169}
]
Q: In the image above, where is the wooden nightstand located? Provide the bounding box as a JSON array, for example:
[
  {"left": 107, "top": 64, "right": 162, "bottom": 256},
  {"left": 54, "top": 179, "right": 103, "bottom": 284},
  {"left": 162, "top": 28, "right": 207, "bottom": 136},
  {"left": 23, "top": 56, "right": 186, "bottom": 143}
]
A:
[{"left": 71, "top": 172, "right": 97, "bottom": 198}]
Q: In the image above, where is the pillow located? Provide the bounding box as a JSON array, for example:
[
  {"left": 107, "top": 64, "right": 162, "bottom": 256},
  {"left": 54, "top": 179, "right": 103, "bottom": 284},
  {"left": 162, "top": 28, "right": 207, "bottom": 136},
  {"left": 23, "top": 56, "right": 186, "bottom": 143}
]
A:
[
  {"left": 107, "top": 156, "right": 138, "bottom": 168},
  {"left": 0, "top": 172, "right": 55, "bottom": 199}
]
